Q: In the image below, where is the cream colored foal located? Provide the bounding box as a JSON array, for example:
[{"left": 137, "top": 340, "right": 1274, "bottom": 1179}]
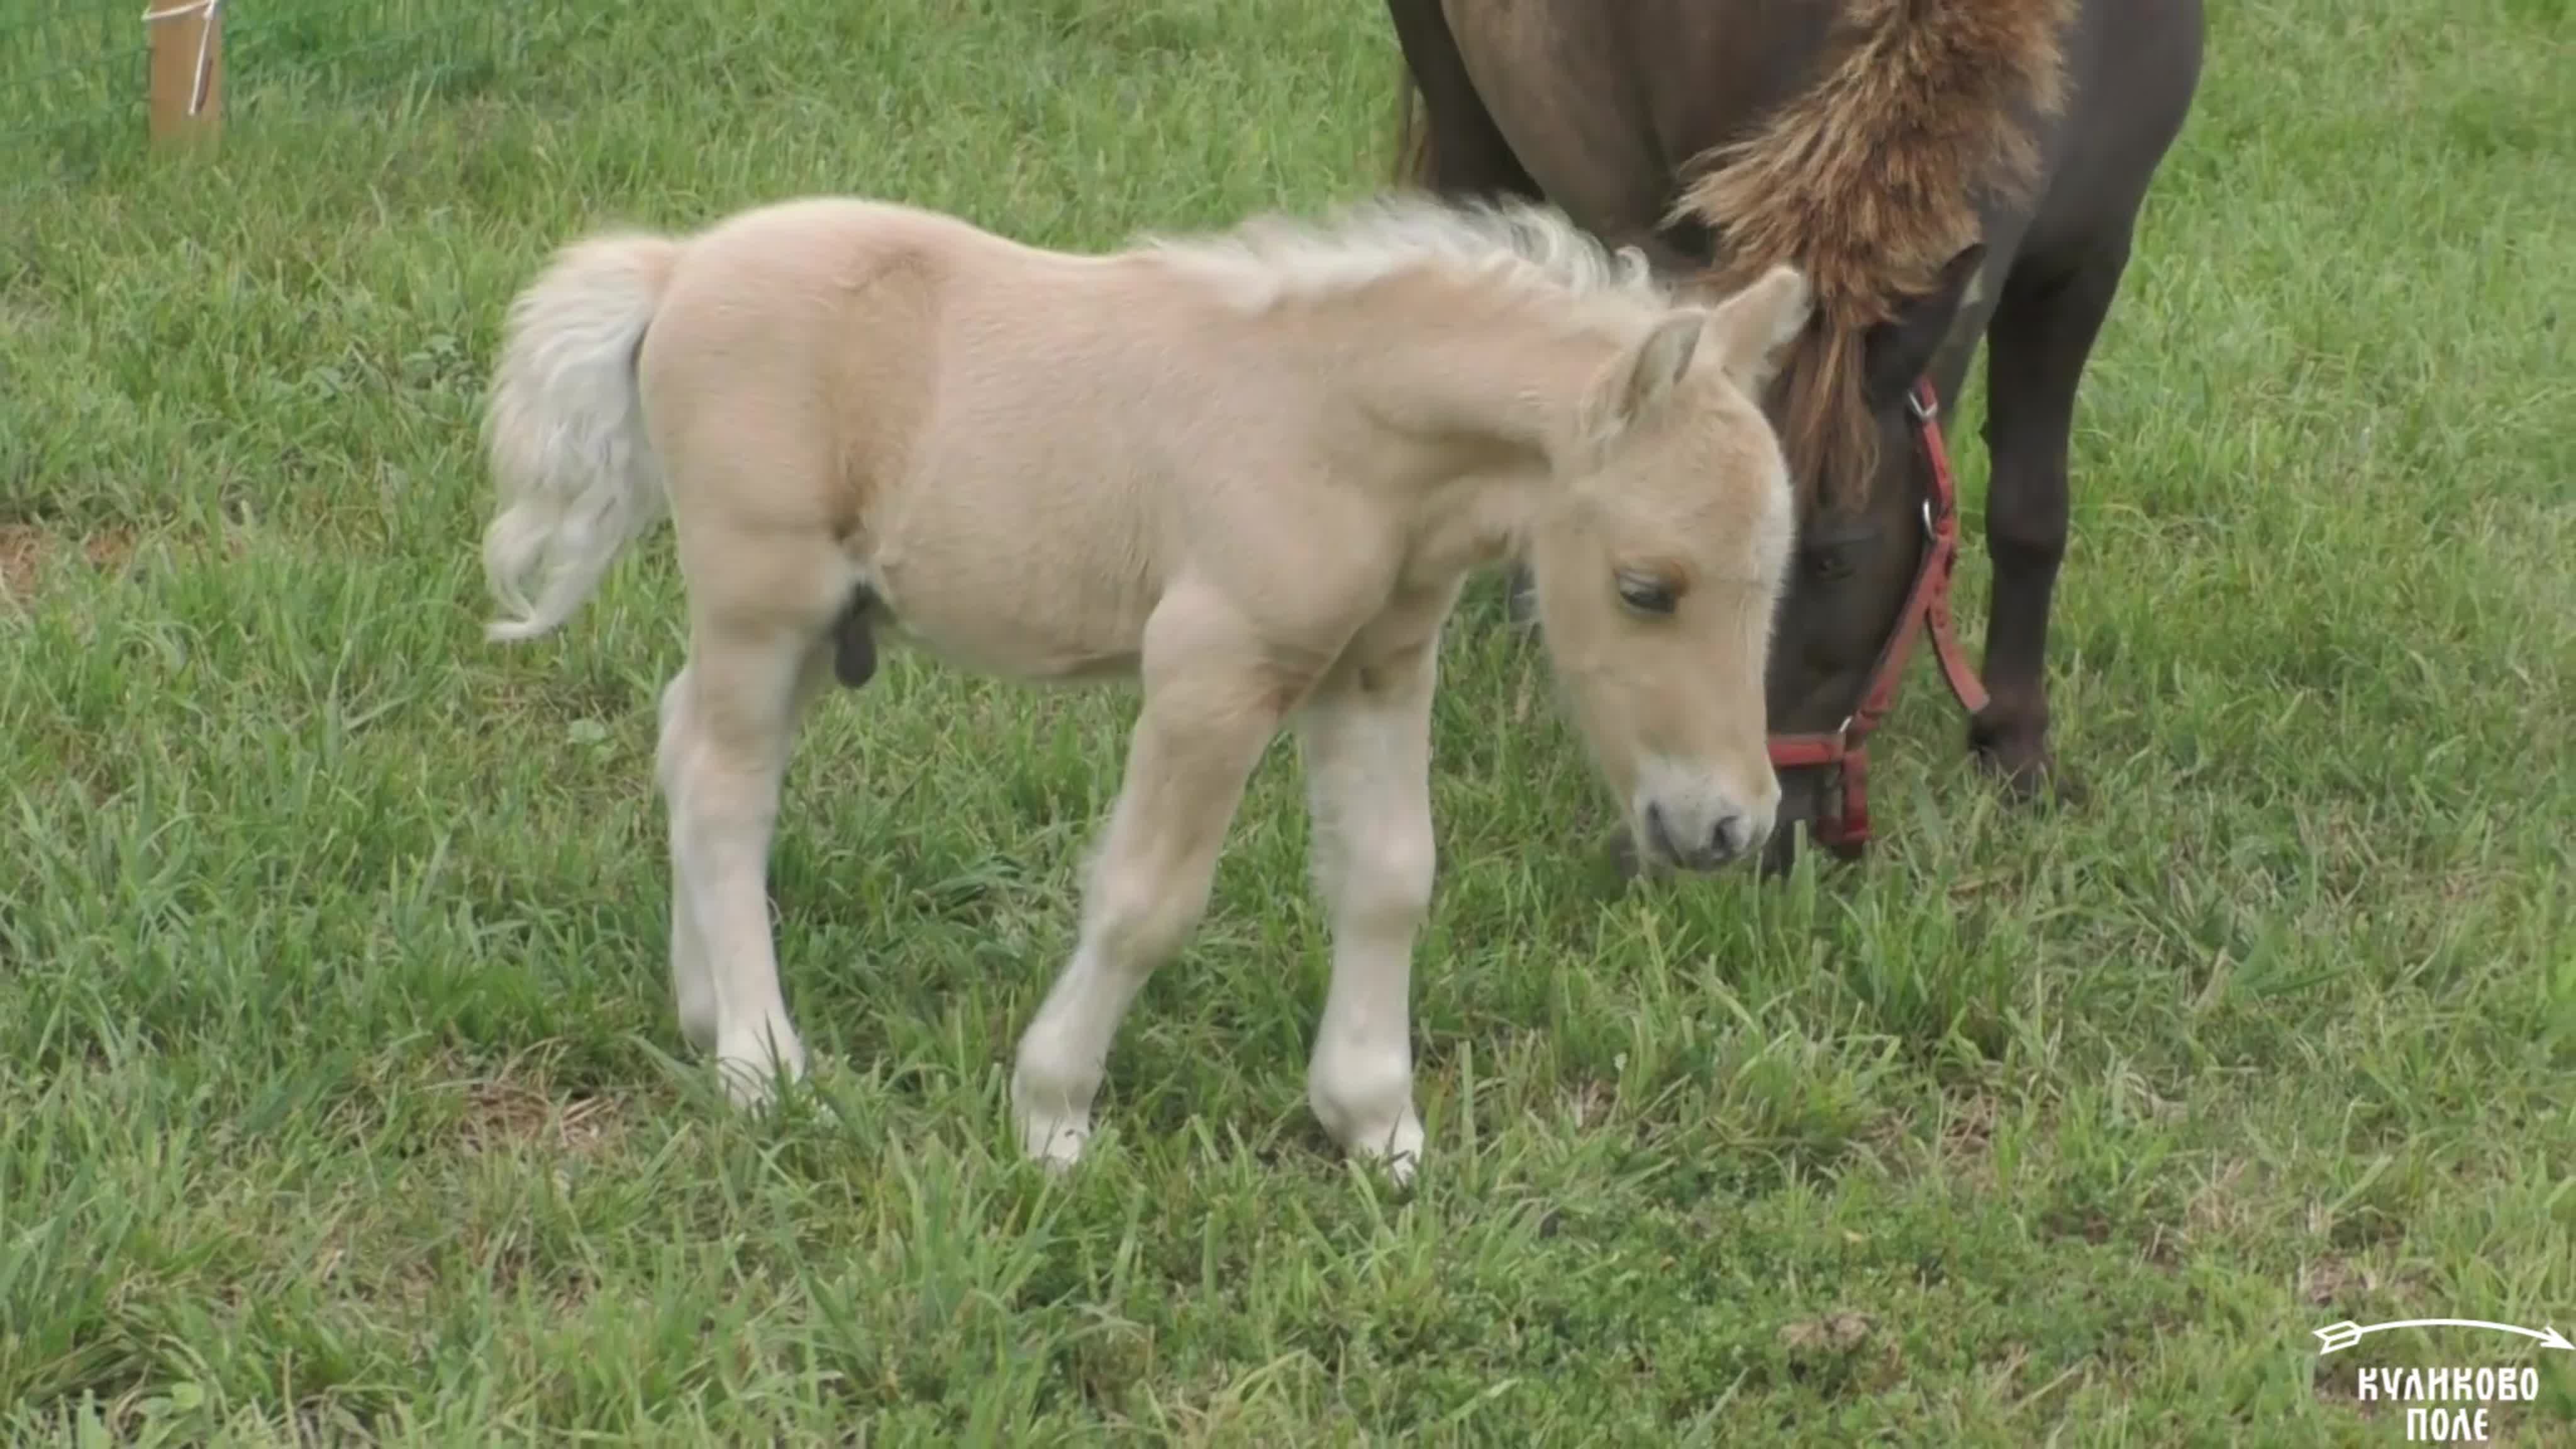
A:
[{"left": 479, "top": 191, "right": 1810, "bottom": 1179}]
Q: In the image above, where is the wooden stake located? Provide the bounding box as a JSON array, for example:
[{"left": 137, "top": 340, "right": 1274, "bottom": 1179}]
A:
[{"left": 145, "top": 0, "right": 225, "bottom": 148}]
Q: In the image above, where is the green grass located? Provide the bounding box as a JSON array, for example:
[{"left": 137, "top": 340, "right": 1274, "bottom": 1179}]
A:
[{"left": 3, "top": 0, "right": 2572, "bottom": 1440}]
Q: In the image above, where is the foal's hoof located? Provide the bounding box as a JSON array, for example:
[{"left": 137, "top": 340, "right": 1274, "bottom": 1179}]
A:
[
  {"left": 1331, "top": 1116, "right": 1423, "bottom": 1189},
  {"left": 1018, "top": 1109, "right": 1091, "bottom": 1172},
  {"left": 1011, "top": 1074, "right": 1094, "bottom": 1170},
  {"left": 714, "top": 1032, "right": 808, "bottom": 1113},
  {"left": 1358, "top": 1126, "right": 1424, "bottom": 1189},
  {"left": 716, "top": 1058, "right": 795, "bottom": 1113},
  {"left": 1312, "top": 1078, "right": 1425, "bottom": 1188}
]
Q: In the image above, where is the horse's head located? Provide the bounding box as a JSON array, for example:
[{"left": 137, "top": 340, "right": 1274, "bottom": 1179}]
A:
[
  {"left": 1524, "top": 264, "right": 1813, "bottom": 874},
  {"left": 1755, "top": 244, "right": 1987, "bottom": 867}
]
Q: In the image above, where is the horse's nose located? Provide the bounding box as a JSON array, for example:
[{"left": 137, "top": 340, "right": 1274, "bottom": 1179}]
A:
[
  {"left": 1644, "top": 801, "right": 1757, "bottom": 871},
  {"left": 1710, "top": 811, "right": 1756, "bottom": 862}
]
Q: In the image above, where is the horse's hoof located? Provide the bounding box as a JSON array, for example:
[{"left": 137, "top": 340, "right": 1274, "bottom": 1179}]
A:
[{"left": 1973, "top": 745, "right": 2085, "bottom": 809}]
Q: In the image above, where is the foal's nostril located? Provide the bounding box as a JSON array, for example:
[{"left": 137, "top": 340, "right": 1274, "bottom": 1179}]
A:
[
  {"left": 1644, "top": 801, "right": 1680, "bottom": 863},
  {"left": 1641, "top": 801, "right": 1758, "bottom": 870}
]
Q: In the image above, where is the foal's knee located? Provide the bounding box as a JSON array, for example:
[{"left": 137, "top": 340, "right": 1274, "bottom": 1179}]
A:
[
  {"left": 1082, "top": 852, "right": 1211, "bottom": 974},
  {"left": 1335, "top": 819, "right": 1436, "bottom": 936},
  {"left": 654, "top": 670, "right": 691, "bottom": 797},
  {"left": 658, "top": 735, "right": 784, "bottom": 853}
]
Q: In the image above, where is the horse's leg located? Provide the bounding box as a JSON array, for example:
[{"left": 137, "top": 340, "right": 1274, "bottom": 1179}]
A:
[
  {"left": 658, "top": 609, "right": 835, "bottom": 1107},
  {"left": 1386, "top": 0, "right": 1541, "bottom": 199},
  {"left": 1011, "top": 593, "right": 1291, "bottom": 1167},
  {"left": 1971, "top": 227, "right": 2136, "bottom": 799},
  {"left": 1386, "top": 0, "right": 1552, "bottom": 627},
  {"left": 1296, "top": 639, "right": 1439, "bottom": 1180}
]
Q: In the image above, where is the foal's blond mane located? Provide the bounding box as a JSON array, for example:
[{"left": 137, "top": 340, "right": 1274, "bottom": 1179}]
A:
[{"left": 1140, "top": 193, "right": 1679, "bottom": 331}]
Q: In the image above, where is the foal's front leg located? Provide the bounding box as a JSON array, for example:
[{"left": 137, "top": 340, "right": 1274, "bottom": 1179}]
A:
[
  {"left": 1297, "top": 640, "right": 1439, "bottom": 1181},
  {"left": 1011, "top": 599, "right": 1291, "bottom": 1167}
]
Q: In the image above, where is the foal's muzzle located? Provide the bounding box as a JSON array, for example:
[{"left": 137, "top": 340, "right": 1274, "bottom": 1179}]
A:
[{"left": 1639, "top": 798, "right": 1768, "bottom": 872}]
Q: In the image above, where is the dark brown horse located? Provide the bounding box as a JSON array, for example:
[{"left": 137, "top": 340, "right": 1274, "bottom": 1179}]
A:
[{"left": 1386, "top": 0, "right": 2204, "bottom": 869}]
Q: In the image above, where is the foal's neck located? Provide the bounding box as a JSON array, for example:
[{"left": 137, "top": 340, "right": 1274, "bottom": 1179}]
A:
[
  {"left": 1333, "top": 282, "right": 1629, "bottom": 455},
  {"left": 1274, "top": 284, "right": 1634, "bottom": 580}
]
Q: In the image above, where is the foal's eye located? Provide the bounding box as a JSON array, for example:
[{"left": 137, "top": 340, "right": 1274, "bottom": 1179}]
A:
[{"left": 1615, "top": 570, "right": 1679, "bottom": 617}]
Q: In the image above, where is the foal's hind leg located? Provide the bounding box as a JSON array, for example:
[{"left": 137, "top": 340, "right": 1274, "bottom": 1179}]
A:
[
  {"left": 1012, "top": 592, "right": 1296, "bottom": 1167},
  {"left": 657, "top": 667, "right": 719, "bottom": 1053},
  {"left": 1297, "top": 639, "right": 1440, "bottom": 1182},
  {"left": 658, "top": 609, "right": 836, "bottom": 1107}
]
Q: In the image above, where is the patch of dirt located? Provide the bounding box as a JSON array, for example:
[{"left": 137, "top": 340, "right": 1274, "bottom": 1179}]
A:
[
  {"left": 1865, "top": 1089, "right": 2003, "bottom": 1183},
  {"left": 2148, "top": 1158, "right": 2255, "bottom": 1269},
  {"left": 2302, "top": 1253, "right": 2379, "bottom": 1307},
  {"left": 2309, "top": 1360, "right": 2389, "bottom": 1419},
  {"left": 418, "top": 1062, "right": 620, "bottom": 1316},
  {"left": 2142, "top": 1227, "right": 2184, "bottom": 1270},
  {"left": 0, "top": 525, "right": 43, "bottom": 602},
  {"left": 1777, "top": 1309, "right": 1906, "bottom": 1393},
  {"left": 0, "top": 523, "right": 140, "bottom": 606},
  {"left": 2189, "top": 1160, "right": 2253, "bottom": 1238},
  {"left": 1779, "top": 1310, "right": 1877, "bottom": 1354},
  {"left": 2306, "top": 1348, "right": 2502, "bottom": 1429},
  {"left": 1562, "top": 1078, "right": 1616, "bottom": 1130},
  {"left": 452, "top": 1071, "right": 621, "bottom": 1160},
  {"left": 2043, "top": 1209, "right": 2114, "bottom": 1245},
  {"left": 82, "top": 526, "right": 136, "bottom": 575},
  {"left": 1940, "top": 1092, "right": 2001, "bottom": 1169}
]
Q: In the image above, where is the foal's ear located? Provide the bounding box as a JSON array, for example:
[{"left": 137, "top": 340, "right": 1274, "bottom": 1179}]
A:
[
  {"left": 1704, "top": 264, "right": 1813, "bottom": 394},
  {"left": 1593, "top": 308, "right": 1708, "bottom": 436}
]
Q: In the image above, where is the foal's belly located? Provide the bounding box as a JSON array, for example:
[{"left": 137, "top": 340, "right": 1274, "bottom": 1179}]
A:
[{"left": 865, "top": 547, "right": 1152, "bottom": 685}]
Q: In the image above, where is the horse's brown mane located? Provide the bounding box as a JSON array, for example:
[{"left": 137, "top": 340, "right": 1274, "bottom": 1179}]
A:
[{"left": 1671, "top": 0, "right": 2077, "bottom": 512}]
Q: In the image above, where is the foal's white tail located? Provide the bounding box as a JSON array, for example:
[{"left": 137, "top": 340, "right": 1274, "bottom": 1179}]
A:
[{"left": 479, "top": 231, "right": 686, "bottom": 642}]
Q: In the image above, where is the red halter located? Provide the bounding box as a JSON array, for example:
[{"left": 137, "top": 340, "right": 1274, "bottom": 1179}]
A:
[{"left": 1765, "top": 379, "right": 1990, "bottom": 857}]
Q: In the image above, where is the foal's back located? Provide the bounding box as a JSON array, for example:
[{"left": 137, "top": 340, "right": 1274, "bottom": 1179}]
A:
[
  {"left": 639, "top": 197, "right": 1394, "bottom": 685},
  {"left": 639, "top": 198, "right": 1215, "bottom": 680}
]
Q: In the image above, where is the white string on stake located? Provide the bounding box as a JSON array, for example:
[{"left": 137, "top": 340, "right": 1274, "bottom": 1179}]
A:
[{"left": 141, "top": 0, "right": 225, "bottom": 119}]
